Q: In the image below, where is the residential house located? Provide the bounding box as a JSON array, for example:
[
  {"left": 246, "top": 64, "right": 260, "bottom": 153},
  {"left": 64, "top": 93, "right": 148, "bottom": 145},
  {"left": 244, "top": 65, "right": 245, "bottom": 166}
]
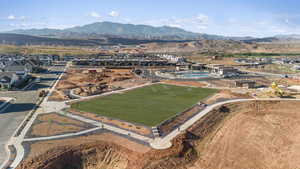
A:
[
  {"left": 3, "top": 64, "right": 30, "bottom": 79},
  {"left": 0, "top": 72, "right": 20, "bottom": 89}
]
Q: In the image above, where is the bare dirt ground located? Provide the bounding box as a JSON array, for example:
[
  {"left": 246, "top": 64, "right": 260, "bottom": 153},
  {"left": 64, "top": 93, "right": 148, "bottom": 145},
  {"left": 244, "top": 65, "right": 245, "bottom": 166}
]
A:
[
  {"left": 276, "top": 77, "right": 300, "bottom": 86},
  {"left": 161, "top": 80, "right": 207, "bottom": 88},
  {"left": 28, "top": 113, "right": 94, "bottom": 137},
  {"left": 68, "top": 109, "right": 152, "bottom": 136},
  {"left": 49, "top": 68, "right": 148, "bottom": 101},
  {"left": 189, "top": 56, "right": 240, "bottom": 66},
  {"left": 204, "top": 89, "right": 252, "bottom": 104},
  {"left": 18, "top": 132, "right": 191, "bottom": 169},
  {"left": 207, "top": 77, "right": 272, "bottom": 88},
  {"left": 207, "top": 79, "right": 237, "bottom": 88},
  {"left": 189, "top": 101, "right": 300, "bottom": 169},
  {"left": 245, "top": 64, "right": 299, "bottom": 75},
  {"left": 25, "top": 132, "right": 151, "bottom": 159}
]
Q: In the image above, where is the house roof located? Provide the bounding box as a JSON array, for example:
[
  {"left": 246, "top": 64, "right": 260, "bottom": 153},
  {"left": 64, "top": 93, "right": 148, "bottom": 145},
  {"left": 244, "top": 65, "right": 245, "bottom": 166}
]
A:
[
  {"left": 4, "top": 65, "right": 27, "bottom": 72},
  {"left": 0, "top": 72, "right": 15, "bottom": 83}
]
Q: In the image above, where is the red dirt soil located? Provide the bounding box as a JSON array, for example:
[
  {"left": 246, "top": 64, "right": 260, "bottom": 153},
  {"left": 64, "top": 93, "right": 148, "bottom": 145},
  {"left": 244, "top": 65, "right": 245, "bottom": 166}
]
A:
[
  {"left": 161, "top": 80, "right": 207, "bottom": 88},
  {"left": 189, "top": 101, "right": 300, "bottom": 169}
]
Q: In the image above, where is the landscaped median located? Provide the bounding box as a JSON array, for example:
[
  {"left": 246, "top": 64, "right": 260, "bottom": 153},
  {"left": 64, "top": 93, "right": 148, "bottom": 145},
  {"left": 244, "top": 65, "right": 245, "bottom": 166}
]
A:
[{"left": 71, "top": 84, "right": 218, "bottom": 127}]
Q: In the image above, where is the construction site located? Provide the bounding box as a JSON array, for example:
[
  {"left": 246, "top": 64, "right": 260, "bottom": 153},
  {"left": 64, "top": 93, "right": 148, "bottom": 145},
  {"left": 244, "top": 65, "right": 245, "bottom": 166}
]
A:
[
  {"left": 3, "top": 54, "right": 300, "bottom": 169},
  {"left": 49, "top": 68, "right": 147, "bottom": 101}
]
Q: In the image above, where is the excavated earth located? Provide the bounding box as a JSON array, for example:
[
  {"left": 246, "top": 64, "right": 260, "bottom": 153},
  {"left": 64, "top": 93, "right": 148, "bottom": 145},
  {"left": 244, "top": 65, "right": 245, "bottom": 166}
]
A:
[{"left": 17, "top": 100, "right": 300, "bottom": 169}]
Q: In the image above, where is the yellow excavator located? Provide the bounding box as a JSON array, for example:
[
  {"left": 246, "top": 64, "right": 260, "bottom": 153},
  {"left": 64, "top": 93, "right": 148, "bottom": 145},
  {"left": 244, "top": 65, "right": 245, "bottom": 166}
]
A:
[{"left": 270, "top": 82, "right": 285, "bottom": 97}]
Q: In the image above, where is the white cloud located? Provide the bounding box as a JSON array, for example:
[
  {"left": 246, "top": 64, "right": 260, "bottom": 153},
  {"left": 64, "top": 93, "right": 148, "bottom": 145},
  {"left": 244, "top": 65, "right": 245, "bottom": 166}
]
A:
[
  {"left": 196, "top": 25, "right": 208, "bottom": 30},
  {"left": 88, "top": 11, "right": 101, "bottom": 19},
  {"left": 196, "top": 14, "right": 209, "bottom": 25},
  {"left": 20, "top": 16, "right": 27, "bottom": 20},
  {"left": 8, "top": 15, "right": 16, "bottom": 20},
  {"left": 138, "top": 14, "right": 210, "bottom": 32},
  {"left": 109, "top": 11, "right": 120, "bottom": 17},
  {"left": 167, "top": 24, "right": 183, "bottom": 28},
  {"left": 7, "top": 21, "right": 75, "bottom": 30}
]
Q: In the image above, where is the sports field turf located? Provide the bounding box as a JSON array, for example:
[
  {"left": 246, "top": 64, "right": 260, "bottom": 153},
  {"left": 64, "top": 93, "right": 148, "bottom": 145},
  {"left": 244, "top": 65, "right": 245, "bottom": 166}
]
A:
[{"left": 71, "top": 84, "right": 217, "bottom": 126}]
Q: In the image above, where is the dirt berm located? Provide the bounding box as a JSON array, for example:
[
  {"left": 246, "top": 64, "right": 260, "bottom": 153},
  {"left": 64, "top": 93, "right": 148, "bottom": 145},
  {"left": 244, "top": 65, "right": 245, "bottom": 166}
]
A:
[{"left": 17, "top": 134, "right": 198, "bottom": 169}]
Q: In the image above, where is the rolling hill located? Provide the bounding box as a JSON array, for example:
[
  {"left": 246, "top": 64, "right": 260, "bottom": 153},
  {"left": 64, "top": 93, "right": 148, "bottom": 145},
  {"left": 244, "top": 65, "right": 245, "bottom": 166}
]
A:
[
  {"left": 0, "top": 33, "right": 198, "bottom": 46},
  {"left": 0, "top": 33, "right": 105, "bottom": 46}
]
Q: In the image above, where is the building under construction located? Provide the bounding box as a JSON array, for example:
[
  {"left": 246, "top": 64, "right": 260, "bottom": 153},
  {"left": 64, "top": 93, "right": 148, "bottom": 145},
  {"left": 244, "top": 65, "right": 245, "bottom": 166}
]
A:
[{"left": 72, "top": 58, "right": 177, "bottom": 67}]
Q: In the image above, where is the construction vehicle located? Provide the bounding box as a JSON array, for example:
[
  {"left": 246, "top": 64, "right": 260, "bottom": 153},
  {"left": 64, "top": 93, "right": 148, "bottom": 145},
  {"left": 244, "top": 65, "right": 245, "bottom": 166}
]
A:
[
  {"left": 270, "top": 82, "right": 284, "bottom": 97},
  {"left": 38, "top": 90, "right": 49, "bottom": 97}
]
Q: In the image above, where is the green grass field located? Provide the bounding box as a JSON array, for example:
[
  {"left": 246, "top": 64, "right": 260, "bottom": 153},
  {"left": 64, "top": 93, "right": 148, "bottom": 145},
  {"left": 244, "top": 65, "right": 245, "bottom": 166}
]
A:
[{"left": 71, "top": 84, "right": 217, "bottom": 126}]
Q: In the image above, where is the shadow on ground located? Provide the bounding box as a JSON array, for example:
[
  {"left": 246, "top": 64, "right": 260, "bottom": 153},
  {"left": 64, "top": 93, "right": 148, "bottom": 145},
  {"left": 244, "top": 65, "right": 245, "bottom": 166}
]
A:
[
  {"left": 26, "top": 83, "right": 50, "bottom": 91},
  {"left": 0, "top": 103, "right": 37, "bottom": 114}
]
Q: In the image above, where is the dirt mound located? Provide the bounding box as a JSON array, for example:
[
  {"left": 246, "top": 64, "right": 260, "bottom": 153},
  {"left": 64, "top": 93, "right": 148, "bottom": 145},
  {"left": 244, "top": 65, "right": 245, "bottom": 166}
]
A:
[
  {"left": 189, "top": 100, "right": 300, "bottom": 169},
  {"left": 17, "top": 133, "right": 198, "bottom": 169},
  {"left": 17, "top": 142, "right": 139, "bottom": 169}
]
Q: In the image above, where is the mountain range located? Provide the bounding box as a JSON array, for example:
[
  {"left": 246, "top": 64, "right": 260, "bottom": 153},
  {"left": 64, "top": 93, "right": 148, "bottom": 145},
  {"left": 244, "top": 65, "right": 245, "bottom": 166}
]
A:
[
  {"left": 7, "top": 21, "right": 243, "bottom": 41},
  {"left": 2, "top": 21, "right": 300, "bottom": 46}
]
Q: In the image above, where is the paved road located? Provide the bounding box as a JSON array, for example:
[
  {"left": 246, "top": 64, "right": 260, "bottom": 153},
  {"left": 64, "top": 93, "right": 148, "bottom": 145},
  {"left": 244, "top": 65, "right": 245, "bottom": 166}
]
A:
[{"left": 0, "top": 67, "right": 63, "bottom": 166}]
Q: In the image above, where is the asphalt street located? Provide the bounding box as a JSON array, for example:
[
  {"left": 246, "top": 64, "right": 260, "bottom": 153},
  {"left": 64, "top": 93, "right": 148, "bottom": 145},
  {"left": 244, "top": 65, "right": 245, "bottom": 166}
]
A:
[{"left": 0, "top": 66, "right": 64, "bottom": 166}]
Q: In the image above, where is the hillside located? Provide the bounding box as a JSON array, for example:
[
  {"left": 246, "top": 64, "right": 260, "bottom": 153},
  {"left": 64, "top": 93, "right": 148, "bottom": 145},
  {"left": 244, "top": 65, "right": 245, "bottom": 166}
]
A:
[
  {"left": 0, "top": 33, "right": 105, "bottom": 46},
  {"left": 0, "top": 33, "right": 197, "bottom": 46},
  {"left": 8, "top": 21, "right": 228, "bottom": 40}
]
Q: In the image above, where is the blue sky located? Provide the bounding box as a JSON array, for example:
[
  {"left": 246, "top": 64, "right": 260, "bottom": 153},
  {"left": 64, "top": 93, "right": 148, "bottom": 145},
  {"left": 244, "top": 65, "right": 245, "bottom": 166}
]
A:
[{"left": 1, "top": 0, "right": 300, "bottom": 37}]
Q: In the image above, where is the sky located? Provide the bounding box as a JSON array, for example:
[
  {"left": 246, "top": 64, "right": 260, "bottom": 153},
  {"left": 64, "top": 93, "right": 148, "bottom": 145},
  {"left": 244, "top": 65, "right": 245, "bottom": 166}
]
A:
[{"left": 1, "top": 0, "right": 300, "bottom": 37}]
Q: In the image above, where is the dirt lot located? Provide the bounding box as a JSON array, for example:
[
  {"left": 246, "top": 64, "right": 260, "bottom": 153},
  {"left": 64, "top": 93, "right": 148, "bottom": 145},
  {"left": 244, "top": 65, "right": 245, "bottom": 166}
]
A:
[
  {"left": 68, "top": 109, "right": 152, "bottom": 136},
  {"left": 207, "top": 77, "right": 272, "bottom": 88},
  {"left": 25, "top": 132, "right": 151, "bottom": 160},
  {"left": 189, "top": 100, "right": 300, "bottom": 169},
  {"left": 28, "top": 113, "right": 94, "bottom": 137},
  {"left": 189, "top": 56, "right": 240, "bottom": 66},
  {"left": 275, "top": 77, "right": 300, "bottom": 86},
  {"left": 161, "top": 80, "right": 208, "bottom": 87},
  {"left": 17, "top": 100, "right": 300, "bottom": 169},
  {"left": 49, "top": 68, "right": 148, "bottom": 101},
  {"left": 18, "top": 132, "right": 190, "bottom": 169},
  {"left": 245, "top": 64, "right": 299, "bottom": 74},
  {"left": 204, "top": 89, "right": 252, "bottom": 104}
]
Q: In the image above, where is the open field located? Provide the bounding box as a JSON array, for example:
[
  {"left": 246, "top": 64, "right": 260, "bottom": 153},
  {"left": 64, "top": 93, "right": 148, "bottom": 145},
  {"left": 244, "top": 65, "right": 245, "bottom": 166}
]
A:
[
  {"left": 0, "top": 45, "right": 99, "bottom": 56},
  {"left": 245, "top": 64, "right": 300, "bottom": 74},
  {"left": 27, "top": 113, "right": 94, "bottom": 137},
  {"left": 71, "top": 84, "right": 217, "bottom": 126}
]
